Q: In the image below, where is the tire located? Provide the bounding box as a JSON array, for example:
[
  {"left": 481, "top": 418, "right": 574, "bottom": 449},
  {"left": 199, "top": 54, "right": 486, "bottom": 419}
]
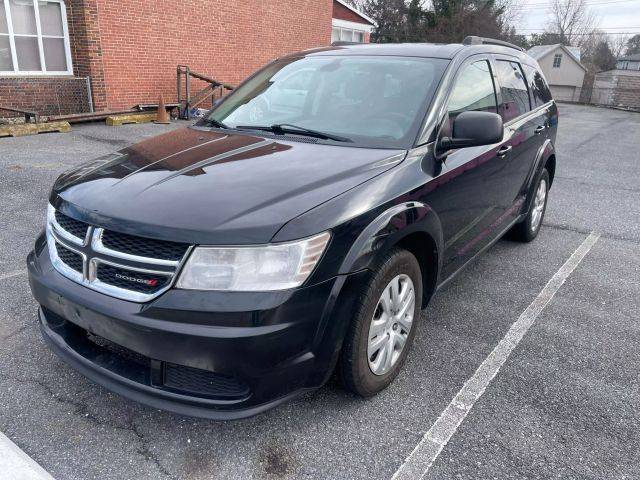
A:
[
  {"left": 339, "top": 248, "right": 423, "bottom": 397},
  {"left": 508, "top": 168, "right": 550, "bottom": 243}
]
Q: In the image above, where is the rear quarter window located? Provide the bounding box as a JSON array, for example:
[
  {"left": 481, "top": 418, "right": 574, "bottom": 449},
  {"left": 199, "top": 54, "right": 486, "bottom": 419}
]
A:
[
  {"left": 522, "top": 64, "right": 553, "bottom": 107},
  {"left": 494, "top": 60, "right": 531, "bottom": 121}
]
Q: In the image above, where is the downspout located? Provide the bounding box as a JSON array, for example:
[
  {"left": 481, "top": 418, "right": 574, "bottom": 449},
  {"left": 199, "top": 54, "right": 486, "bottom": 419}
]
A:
[{"left": 86, "top": 76, "right": 94, "bottom": 113}]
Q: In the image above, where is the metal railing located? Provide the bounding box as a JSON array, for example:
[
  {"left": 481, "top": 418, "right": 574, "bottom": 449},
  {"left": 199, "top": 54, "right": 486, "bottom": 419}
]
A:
[
  {"left": 0, "top": 106, "right": 40, "bottom": 123},
  {"left": 176, "top": 66, "right": 234, "bottom": 120}
]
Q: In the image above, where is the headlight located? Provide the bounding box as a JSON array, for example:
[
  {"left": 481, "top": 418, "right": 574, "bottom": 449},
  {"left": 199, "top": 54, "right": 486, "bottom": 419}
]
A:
[{"left": 176, "top": 231, "right": 331, "bottom": 291}]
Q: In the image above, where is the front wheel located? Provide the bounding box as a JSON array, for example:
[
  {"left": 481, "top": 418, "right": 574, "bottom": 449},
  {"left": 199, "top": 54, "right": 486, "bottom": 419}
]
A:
[
  {"left": 339, "top": 248, "right": 423, "bottom": 397},
  {"left": 508, "top": 168, "right": 550, "bottom": 242}
]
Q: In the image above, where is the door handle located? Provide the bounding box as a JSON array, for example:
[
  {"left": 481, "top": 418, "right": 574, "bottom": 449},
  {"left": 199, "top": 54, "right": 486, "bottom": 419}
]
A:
[
  {"left": 534, "top": 125, "right": 546, "bottom": 134},
  {"left": 497, "top": 145, "right": 512, "bottom": 157}
]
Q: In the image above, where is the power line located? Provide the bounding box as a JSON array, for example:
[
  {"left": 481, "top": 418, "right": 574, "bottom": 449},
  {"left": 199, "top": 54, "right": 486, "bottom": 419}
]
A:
[
  {"left": 518, "top": 27, "right": 640, "bottom": 30},
  {"left": 518, "top": 31, "right": 640, "bottom": 35},
  {"left": 517, "top": 0, "right": 640, "bottom": 6},
  {"left": 520, "top": 0, "right": 640, "bottom": 3},
  {"left": 514, "top": 0, "right": 640, "bottom": 10}
]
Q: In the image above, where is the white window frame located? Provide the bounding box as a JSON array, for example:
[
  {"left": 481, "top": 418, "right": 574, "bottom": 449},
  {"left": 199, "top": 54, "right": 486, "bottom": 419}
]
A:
[
  {"left": 331, "top": 18, "right": 372, "bottom": 44},
  {"left": 1, "top": 0, "right": 73, "bottom": 76},
  {"left": 552, "top": 53, "right": 562, "bottom": 68}
]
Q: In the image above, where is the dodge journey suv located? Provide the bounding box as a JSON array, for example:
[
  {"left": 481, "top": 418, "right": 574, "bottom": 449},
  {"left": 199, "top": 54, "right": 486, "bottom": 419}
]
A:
[{"left": 28, "top": 37, "right": 558, "bottom": 419}]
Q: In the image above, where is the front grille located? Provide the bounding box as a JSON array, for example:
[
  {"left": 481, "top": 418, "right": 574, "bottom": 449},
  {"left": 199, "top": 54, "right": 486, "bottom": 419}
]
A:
[
  {"left": 164, "top": 363, "right": 250, "bottom": 399},
  {"left": 48, "top": 204, "right": 191, "bottom": 302},
  {"left": 56, "top": 243, "right": 83, "bottom": 273},
  {"left": 101, "top": 230, "right": 189, "bottom": 261},
  {"left": 55, "top": 211, "right": 89, "bottom": 240},
  {"left": 97, "top": 263, "right": 171, "bottom": 294}
]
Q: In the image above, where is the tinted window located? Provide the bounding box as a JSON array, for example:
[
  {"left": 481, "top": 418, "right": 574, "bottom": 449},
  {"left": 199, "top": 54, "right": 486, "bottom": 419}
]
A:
[
  {"left": 448, "top": 60, "right": 497, "bottom": 117},
  {"left": 207, "top": 56, "right": 449, "bottom": 149},
  {"left": 443, "top": 60, "right": 497, "bottom": 135},
  {"left": 522, "top": 64, "right": 552, "bottom": 107},
  {"left": 495, "top": 60, "right": 531, "bottom": 121}
]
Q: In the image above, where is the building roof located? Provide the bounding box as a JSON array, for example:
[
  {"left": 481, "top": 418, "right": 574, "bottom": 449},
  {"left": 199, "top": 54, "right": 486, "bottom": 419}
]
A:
[
  {"left": 334, "top": 0, "right": 376, "bottom": 26},
  {"left": 596, "top": 68, "right": 640, "bottom": 77},
  {"left": 527, "top": 45, "right": 555, "bottom": 59},
  {"left": 618, "top": 53, "right": 640, "bottom": 61},
  {"left": 527, "top": 44, "right": 587, "bottom": 71}
]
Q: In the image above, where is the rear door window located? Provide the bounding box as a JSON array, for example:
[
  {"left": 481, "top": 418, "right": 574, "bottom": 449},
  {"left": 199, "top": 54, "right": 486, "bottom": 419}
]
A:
[
  {"left": 494, "top": 60, "right": 531, "bottom": 121},
  {"left": 522, "top": 64, "right": 553, "bottom": 107}
]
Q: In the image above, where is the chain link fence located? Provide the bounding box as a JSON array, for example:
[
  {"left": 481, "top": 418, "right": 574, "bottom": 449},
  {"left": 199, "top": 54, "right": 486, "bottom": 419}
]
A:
[{"left": 0, "top": 76, "right": 92, "bottom": 124}]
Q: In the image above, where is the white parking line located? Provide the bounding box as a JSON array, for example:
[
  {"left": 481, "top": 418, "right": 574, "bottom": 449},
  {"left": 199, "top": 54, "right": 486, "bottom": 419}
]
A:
[
  {"left": 0, "top": 432, "right": 55, "bottom": 480},
  {"left": 392, "top": 232, "right": 600, "bottom": 480},
  {"left": 0, "top": 269, "right": 27, "bottom": 281}
]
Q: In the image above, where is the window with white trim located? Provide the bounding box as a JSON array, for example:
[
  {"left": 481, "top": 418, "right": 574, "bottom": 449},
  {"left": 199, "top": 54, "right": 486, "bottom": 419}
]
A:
[
  {"left": 552, "top": 53, "right": 562, "bottom": 68},
  {"left": 331, "top": 27, "right": 365, "bottom": 43},
  {"left": 0, "top": 0, "right": 72, "bottom": 75}
]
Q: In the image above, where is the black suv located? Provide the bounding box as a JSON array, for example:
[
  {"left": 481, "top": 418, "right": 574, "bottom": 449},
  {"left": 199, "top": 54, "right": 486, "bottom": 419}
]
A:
[{"left": 28, "top": 37, "right": 558, "bottom": 419}]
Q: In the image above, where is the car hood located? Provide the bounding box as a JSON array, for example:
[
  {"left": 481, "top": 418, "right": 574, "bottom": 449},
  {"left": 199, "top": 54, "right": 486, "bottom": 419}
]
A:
[{"left": 52, "top": 127, "right": 405, "bottom": 244}]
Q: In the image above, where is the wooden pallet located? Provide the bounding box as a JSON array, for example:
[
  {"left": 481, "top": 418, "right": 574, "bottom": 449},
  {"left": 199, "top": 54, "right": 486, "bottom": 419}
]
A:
[
  {"left": 105, "top": 113, "right": 158, "bottom": 126},
  {"left": 0, "top": 121, "right": 71, "bottom": 138}
]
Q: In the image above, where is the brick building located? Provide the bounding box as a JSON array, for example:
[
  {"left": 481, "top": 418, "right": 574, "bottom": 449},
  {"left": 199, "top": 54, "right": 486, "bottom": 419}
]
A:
[{"left": 0, "top": 0, "right": 374, "bottom": 117}]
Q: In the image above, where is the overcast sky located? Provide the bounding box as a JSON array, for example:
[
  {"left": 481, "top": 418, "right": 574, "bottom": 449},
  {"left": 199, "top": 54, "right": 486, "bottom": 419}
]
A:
[{"left": 514, "top": 0, "right": 640, "bottom": 38}]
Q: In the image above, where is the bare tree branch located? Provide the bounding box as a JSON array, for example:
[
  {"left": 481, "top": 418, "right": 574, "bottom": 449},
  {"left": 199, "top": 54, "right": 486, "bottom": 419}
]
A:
[{"left": 547, "top": 0, "right": 599, "bottom": 47}]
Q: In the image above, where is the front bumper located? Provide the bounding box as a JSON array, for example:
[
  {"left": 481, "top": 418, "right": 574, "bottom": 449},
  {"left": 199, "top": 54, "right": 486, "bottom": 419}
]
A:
[{"left": 28, "top": 236, "right": 365, "bottom": 419}]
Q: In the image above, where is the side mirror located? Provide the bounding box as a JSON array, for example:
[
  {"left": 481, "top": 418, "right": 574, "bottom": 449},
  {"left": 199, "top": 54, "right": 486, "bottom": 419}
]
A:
[{"left": 439, "top": 111, "right": 503, "bottom": 152}]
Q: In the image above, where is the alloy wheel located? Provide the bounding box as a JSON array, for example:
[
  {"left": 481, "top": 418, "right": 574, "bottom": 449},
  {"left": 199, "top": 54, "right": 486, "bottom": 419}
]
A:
[
  {"left": 367, "top": 274, "right": 415, "bottom": 376},
  {"left": 530, "top": 178, "right": 547, "bottom": 232}
]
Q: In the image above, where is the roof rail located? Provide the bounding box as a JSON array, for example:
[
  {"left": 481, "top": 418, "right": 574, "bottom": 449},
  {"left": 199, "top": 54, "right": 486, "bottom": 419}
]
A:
[{"left": 462, "top": 36, "right": 524, "bottom": 52}]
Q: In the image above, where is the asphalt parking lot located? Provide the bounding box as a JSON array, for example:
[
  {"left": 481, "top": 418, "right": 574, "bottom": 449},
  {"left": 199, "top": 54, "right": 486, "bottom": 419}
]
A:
[{"left": 1, "top": 103, "right": 639, "bottom": 479}]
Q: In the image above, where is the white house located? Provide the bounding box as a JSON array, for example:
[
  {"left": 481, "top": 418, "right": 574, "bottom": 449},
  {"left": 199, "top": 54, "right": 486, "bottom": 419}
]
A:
[
  {"left": 616, "top": 53, "right": 640, "bottom": 71},
  {"left": 527, "top": 44, "right": 587, "bottom": 102}
]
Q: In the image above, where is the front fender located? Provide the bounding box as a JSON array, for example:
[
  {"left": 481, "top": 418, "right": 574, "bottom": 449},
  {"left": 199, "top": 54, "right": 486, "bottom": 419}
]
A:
[
  {"left": 338, "top": 201, "right": 443, "bottom": 276},
  {"left": 273, "top": 144, "right": 443, "bottom": 289},
  {"left": 304, "top": 204, "right": 444, "bottom": 384}
]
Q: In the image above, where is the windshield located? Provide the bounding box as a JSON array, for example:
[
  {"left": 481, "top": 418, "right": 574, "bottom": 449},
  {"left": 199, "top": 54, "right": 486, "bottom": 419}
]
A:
[{"left": 205, "top": 56, "right": 449, "bottom": 148}]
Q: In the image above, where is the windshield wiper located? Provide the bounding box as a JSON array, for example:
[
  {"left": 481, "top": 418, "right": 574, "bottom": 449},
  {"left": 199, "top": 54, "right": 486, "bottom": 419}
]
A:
[
  {"left": 203, "top": 118, "right": 229, "bottom": 129},
  {"left": 235, "top": 123, "right": 351, "bottom": 142}
]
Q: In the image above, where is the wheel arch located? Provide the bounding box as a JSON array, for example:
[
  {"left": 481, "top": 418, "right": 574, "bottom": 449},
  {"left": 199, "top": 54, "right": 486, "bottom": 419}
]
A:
[
  {"left": 338, "top": 202, "right": 443, "bottom": 308},
  {"left": 394, "top": 231, "right": 439, "bottom": 308},
  {"left": 522, "top": 139, "right": 556, "bottom": 216},
  {"left": 545, "top": 153, "right": 556, "bottom": 187}
]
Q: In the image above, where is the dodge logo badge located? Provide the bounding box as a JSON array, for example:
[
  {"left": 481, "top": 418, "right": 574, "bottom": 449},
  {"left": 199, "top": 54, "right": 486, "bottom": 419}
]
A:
[{"left": 114, "top": 273, "right": 158, "bottom": 287}]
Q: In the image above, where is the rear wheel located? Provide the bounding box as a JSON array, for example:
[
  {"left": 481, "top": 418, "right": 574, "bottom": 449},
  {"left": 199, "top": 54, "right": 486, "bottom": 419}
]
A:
[
  {"left": 508, "top": 168, "right": 549, "bottom": 242},
  {"left": 339, "top": 248, "right": 422, "bottom": 397}
]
